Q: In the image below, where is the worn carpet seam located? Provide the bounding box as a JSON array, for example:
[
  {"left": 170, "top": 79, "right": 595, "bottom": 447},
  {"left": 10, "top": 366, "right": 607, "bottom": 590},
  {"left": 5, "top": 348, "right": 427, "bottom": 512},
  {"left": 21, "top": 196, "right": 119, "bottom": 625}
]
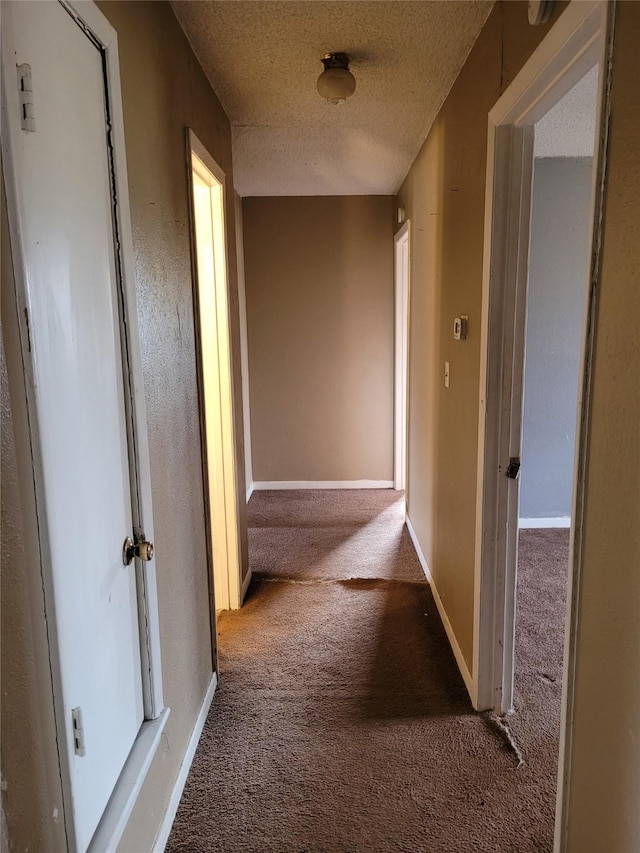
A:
[{"left": 251, "top": 574, "right": 429, "bottom": 587}]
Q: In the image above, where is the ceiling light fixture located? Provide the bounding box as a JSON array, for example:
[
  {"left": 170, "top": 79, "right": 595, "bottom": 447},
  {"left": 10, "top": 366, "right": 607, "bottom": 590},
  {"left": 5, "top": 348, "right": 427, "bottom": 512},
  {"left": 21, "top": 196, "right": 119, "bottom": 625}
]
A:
[{"left": 317, "top": 52, "right": 356, "bottom": 105}]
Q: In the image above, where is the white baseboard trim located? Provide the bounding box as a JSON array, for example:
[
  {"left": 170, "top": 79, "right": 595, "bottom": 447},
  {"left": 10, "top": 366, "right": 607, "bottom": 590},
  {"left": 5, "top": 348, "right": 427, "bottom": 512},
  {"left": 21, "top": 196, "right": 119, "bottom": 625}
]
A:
[
  {"left": 90, "top": 708, "right": 170, "bottom": 853},
  {"left": 405, "top": 515, "right": 476, "bottom": 704},
  {"left": 152, "top": 673, "right": 218, "bottom": 852},
  {"left": 519, "top": 516, "right": 571, "bottom": 528},
  {"left": 252, "top": 480, "right": 394, "bottom": 490},
  {"left": 241, "top": 568, "right": 253, "bottom": 603},
  {"left": 246, "top": 482, "right": 254, "bottom": 502}
]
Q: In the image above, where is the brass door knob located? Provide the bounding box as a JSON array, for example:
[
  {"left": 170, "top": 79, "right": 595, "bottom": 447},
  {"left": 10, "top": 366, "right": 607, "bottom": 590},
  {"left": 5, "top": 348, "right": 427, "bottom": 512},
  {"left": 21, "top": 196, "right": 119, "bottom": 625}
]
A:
[
  {"left": 123, "top": 536, "right": 154, "bottom": 566},
  {"left": 136, "top": 540, "right": 154, "bottom": 561}
]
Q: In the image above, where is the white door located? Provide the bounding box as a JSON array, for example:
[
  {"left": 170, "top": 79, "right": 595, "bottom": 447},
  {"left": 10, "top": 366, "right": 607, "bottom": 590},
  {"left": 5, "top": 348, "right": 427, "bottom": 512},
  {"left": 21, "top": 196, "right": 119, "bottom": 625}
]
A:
[
  {"left": 2, "top": 3, "right": 144, "bottom": 848},
  {"left": 189, "top": 134, "right": 242, "bottom": 612}
]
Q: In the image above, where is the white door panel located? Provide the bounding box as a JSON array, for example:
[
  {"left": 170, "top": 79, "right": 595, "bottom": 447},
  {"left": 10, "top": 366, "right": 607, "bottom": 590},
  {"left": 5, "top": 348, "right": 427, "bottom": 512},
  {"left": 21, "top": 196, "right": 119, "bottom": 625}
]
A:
[{"left": 3, "top": 2, "right": 143, "bottom": 849}]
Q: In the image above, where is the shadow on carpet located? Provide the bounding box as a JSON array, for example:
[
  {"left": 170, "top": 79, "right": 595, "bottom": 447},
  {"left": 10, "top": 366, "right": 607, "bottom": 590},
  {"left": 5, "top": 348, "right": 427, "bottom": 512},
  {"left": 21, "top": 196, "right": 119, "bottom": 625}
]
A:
[{"left": 166, "top": 493, "right": 567, "bottom": 852}]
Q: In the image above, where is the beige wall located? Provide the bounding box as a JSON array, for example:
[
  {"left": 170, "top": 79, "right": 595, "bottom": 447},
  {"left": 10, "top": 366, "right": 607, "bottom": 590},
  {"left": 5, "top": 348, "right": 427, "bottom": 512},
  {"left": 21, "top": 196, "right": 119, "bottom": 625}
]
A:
[
  {"left": 399, "top": 0, "right": 639, "bottom": 845},
  {"left": 397, "top": 0, "right": 568, "bottom": 668},
  {"left": 243, "top": 195, "right": 395, "bottom": 483},
  {"left": 563, "top": 2, "right": 640, "bottom": 847},
  {"left": 97, "top": 2, "right": 249, "bottom": 846},
  {"left": 1, "top": 2, "right": 248, "bottom": 849}
]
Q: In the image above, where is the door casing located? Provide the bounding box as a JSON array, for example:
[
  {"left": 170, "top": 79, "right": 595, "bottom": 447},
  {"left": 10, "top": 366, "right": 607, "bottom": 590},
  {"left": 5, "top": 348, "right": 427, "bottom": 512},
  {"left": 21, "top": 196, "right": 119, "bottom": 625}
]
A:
[
  {"left": 472, "top": 0, "right": 614, "bottom": 848},
  {"left": 187, "top": 129, "right": 243, "bottom": 615}
]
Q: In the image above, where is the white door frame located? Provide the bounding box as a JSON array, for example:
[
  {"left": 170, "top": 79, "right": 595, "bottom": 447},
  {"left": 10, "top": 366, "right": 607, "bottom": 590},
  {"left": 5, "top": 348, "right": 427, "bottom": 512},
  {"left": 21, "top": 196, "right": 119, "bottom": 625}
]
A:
[
  {"left": 473, "top": 0, "right": 611, "bottom": 713},
  {"left": 187, "top": 129, "right": 243, "bottom": 614},
  {"left": 473, "top": 0, "right": 613, "bottom": 844},
  {"left": 394, "top": 221, "right": 410, "bottom": 492},
  {"left": 1, "top": 2, "right": 167, "bottom": 849}
]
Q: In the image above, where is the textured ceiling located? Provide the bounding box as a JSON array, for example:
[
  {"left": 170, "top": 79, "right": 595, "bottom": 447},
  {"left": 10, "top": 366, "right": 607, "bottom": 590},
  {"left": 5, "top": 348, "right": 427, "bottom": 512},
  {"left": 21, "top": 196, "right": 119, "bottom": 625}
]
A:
[
  {"left": 172, "top": 1, "right": 494, "bottom": 197},
  {"left": 535, "top": 65, "right": 599, "bottom": 159}
]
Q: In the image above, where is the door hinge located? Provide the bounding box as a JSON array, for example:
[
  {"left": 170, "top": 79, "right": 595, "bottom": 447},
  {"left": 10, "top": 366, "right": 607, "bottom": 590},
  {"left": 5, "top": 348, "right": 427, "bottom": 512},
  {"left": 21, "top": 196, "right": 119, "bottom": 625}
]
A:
[
  {"left": 506, "top": 457, "right": 521, "bottom": 480},
  {"left": 17, "top": 63, "right": 36, "bottom": 132},
  {"left": 71, "top": 707, "right": 86, "bottom": 757}
]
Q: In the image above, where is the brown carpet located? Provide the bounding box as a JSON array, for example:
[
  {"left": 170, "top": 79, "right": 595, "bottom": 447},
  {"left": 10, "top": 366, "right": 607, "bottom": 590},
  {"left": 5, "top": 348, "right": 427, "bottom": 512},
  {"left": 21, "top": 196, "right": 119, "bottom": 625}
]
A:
[{"left": 167, "top": 491, "right": 568, "bottom": 852}]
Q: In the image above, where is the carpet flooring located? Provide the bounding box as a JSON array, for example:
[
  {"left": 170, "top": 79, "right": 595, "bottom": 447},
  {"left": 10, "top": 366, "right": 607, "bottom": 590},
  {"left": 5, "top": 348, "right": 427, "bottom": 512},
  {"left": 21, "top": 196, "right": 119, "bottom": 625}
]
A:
[{"left": 167, "top": 491, "right": 568, "bottom": 852}]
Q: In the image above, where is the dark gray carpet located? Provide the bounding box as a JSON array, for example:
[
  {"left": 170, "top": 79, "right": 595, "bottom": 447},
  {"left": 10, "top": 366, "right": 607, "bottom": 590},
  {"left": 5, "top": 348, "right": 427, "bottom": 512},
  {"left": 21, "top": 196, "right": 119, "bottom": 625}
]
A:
[{"left": 166, "top": 492, "right": 568, "bottom": 852}]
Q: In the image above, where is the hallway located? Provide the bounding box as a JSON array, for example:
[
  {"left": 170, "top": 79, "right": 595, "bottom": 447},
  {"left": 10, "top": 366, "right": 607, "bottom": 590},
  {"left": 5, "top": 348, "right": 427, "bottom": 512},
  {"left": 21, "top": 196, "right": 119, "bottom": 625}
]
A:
[{"left": 167, "top": 491, "right": 563, "bottom": 852}]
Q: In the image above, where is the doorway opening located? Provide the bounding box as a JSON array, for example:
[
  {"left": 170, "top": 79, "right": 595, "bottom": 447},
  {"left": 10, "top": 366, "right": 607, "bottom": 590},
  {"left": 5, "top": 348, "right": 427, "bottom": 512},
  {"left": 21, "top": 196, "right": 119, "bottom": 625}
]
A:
[
  {"left": 515, "top": 62, "right": 599, "bottom": 731},
  {"left": 473, "top": 0, "right": 612, "bottom": 844},
  {"left": 188, "top": 131, "right": 242, "bottom": 614},
  {"left": 394, "top": 221, "right": 410, "bottom": 492},
  {"left": 508, "top": 63, "right": 600, "bottom": 830}
]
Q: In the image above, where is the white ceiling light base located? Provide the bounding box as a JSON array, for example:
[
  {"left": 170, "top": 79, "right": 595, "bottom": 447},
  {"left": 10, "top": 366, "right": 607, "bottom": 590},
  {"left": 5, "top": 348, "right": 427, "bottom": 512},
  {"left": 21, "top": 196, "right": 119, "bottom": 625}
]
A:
[
  {"left": 317, "top": 52, "right": 356, "bottom": 105},
  {"left": 171, "top": 1, "right": 495, "bottom": 195}
]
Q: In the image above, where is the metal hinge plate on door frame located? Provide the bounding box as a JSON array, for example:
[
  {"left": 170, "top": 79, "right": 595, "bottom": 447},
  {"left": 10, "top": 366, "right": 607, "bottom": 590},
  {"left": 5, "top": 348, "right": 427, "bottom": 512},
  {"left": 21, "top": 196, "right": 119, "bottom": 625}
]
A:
[
  {"left": 71, "top": 707, "right": 86, "bottom": 757},
  {"left": 17, "top": 63, "right": 36, "bottom": 132}
]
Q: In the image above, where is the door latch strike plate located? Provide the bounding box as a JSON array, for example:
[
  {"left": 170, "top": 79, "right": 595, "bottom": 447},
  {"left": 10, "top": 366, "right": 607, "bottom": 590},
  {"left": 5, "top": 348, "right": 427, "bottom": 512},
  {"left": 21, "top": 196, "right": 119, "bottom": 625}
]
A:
[
  {"left": 506, "top": 457, "right": 521, "bottom": 480},
  {"left": 72, "top": 707, "right": 86, "bottom": 757}
]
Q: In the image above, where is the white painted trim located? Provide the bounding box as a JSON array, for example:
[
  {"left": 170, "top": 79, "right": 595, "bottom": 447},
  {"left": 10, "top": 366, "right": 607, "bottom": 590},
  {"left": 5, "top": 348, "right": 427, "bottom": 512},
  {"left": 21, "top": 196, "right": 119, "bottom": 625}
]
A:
[
  {"left": 188, "top": 131, "right": 243, "bottom": 614},
  {"left": 473, "top": 0, "right": 610, "bottom": 715},
  {"left": 246, "top": 482, "right": 255, "bottom": 502},
  {"left": 405, "top": 516, "right": 476, "bottom": 705},
  {"left": 152, "top": 674, "right": 218, "bottom": 853},
  {"left": 489, "top": 0, "right": 606, "bottom": 130},
  {"left": 394, "top": 221, "right": 410, "bottom": 492},
  {"left": 519, "top": 517, "right": 571, "bottom": 529},
  {"left": 88, "top": 709, "right": 170, "bottom": 853},
  {"left": 241, "top": 568, "right": 253, "bottom": 603},
  {"left": 252, "top": 480, "right": 394, "bottom": 490},
  {"left": 470, "top": 3, "right": 613, "bottom": 850}
]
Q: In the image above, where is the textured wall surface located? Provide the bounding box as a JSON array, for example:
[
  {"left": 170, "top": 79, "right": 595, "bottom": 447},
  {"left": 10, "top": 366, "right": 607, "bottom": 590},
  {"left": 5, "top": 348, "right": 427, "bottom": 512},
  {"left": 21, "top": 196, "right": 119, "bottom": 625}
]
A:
[
  {"left": 520, "top": 157, "right": 593, "bottom": 520},
  {"left": 95, "top": 2, "right": 248, "bottom": 848},
  {"left": 2, "top": 2, "right": 248, "bottom": 849},
  {"left": 397, "top": 0, "right": 568, "bottom": 668},
  {"left": 563, "top": 2, "right": 640, "bottom": 848},
  {"left": 243, "top": 195, "right": 395, "bottom": 483}
]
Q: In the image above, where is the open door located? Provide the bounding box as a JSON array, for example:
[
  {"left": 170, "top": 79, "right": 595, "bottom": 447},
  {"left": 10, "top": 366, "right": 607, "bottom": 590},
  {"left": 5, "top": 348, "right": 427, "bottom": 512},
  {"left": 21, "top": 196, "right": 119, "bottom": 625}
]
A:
[
  {"left": 474, "top": 0, "right": 610, "bottom": 718},
  {"left": 188, "top": 131, "right": 243, "bottom": 614},
  {"left": 394, "top": 221, "right": 410, "bottom": 492}
]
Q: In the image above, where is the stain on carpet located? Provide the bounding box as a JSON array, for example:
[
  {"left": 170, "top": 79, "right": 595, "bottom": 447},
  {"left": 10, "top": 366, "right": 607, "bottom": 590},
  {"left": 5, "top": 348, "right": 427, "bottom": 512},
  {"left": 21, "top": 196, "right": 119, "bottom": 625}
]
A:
[{"left": 167, "top": 492, "right": 567, "bottom": 852}]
